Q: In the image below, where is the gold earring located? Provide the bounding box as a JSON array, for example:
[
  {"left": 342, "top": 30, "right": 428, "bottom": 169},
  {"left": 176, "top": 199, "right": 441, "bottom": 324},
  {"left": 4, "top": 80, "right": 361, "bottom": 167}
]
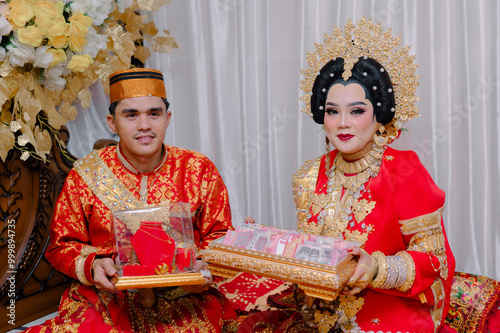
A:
[{"left": 373, "top": 125, "right": 388, "bottom": 147}]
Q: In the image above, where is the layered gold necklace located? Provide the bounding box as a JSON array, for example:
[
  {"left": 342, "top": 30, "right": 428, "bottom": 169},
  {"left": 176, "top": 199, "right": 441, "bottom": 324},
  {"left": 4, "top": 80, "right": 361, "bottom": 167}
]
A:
[{"left": 307, "top": 144, "right": 384, "bottom": 244}]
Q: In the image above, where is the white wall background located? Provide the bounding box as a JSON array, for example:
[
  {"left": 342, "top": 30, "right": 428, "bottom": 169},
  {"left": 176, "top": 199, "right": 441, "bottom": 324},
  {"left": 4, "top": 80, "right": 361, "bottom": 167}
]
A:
[{"left": 66, "top": 0, "right": 500, "bottom": 281}]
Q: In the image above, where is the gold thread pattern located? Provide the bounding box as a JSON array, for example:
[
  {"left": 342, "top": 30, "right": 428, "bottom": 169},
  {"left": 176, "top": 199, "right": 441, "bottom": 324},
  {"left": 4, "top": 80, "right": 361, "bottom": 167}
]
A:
[
  {"left": 109, "top": 68, "right": 167, "bottom": 104},
  {"left": 75, "top": 246, "right": 98, "bottom": 286},
  {"left": 429, "top": 278, "right": 446, "bottom": 333},
  {"left": 408, "top": 230, "right": 446, "bottom": 254},
  {"left": 399, "top": 207, "right": 444, "bottom": 235}
]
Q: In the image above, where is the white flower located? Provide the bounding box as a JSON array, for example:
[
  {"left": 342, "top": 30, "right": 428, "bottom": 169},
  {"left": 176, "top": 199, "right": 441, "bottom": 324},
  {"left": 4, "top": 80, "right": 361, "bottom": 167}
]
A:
[
  {"left": 395, "top": 119, "right": 403, "bottom": 130},
  {"left": 0, "top": 2, "right": 9, "bottom": 16},
  {"left": 82, "top": 27, "right": 108, "bottom": 58},
  {"left": 44, "top": 63, "right": 68, "bottom": 91},
  {"left": 9, "top": 121, "right": 22, "bottom": 132},
  {"left": 7, "top": 37, "right": 35, "bottom": 67},
  {"left": 18, "top": 134, "right": 30, "bottom": 146},
  {"left": 0, "top": 15, "right": 12, "bottom": 36},
  {"left": 71, "top": 0, "right": 115, "bottom": 26},
  {"left": 68, "top": 0, "right": 85, "bottom": 14},
  {"left": 33, "top": 45, "right": 54, "bottom": 69},
  {"left": 0, "top": 46, "right": 5, "bottom": 62},
  {"left": 116, "top": 0, "right": 134, "bottom": 13},
  {"left": 20, "top": 151, "right": 30, "bottom": 161}
]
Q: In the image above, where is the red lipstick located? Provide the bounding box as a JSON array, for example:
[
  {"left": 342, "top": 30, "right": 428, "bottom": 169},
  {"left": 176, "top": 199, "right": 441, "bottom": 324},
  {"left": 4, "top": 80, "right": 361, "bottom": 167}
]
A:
[{"left": 338, "top": 134, "right": 353, "bottom": 141}]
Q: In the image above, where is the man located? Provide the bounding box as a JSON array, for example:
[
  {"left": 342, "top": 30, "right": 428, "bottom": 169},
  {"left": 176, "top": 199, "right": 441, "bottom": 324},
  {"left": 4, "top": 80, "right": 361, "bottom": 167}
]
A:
[{"left": 26, "top": 68, "right": 237, "bottom": 332}]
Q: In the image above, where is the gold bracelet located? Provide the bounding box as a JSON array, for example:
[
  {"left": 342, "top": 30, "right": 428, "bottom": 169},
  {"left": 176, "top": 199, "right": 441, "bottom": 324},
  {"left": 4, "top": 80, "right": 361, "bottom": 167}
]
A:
[
  {"left": 396, "top": 251, "right": 416, "bottom": 292},
  {"left": 382, "top": 256, "right": 399, "bottom": 289},
  {"left": 369, "top": 251, "right": 387, "bottom": 289}
]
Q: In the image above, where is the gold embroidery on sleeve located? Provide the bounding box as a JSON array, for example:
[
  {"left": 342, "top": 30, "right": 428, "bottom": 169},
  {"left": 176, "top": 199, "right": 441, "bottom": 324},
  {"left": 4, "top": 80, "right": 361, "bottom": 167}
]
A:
[
  {"left": 75, "top": 245, "right": 98, "bottom": 286},
  {"left": 407, "top": 228, "right": 446, "bottom": 253},
  {"left": 401, "top": 207, "right": 449, "bottom": 280},
  {"left": 399, "top": 207, "right": 444, "bottom": 235},
  {"left": 429, "top": 278, "right": 446, "bottom": 333}
]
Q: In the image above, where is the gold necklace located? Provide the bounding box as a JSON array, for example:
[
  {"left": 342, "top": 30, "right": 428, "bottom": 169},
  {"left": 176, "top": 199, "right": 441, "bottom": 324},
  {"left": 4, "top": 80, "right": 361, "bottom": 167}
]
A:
[
  {"left": 306, "top": 144, "right": 384, "bottom": 243},
  {"left": 136, "top": 225, "right": 174, "bottom": 244},
  {"left": 334, "top": 147, "right": 383, "bottom": 174}
]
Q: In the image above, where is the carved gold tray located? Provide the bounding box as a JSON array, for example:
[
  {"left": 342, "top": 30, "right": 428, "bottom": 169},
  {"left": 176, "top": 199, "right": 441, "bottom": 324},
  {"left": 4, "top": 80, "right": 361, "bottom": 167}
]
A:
[
  {"left": 113, "top": 272, "right": 205, "bottom": 290},
  {"left": 203, "top": 243, "right": 357, "bottom": 301}
]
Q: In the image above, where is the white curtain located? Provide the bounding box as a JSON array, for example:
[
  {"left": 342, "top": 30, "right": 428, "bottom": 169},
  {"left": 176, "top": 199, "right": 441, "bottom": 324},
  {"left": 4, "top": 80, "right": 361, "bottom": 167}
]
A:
[{"left": 66, "top": 0, "right": 500, "bottom": 281}]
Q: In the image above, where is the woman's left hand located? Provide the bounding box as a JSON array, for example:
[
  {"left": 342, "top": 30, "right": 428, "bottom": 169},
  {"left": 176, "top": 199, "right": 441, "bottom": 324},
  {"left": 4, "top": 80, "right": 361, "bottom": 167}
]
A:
[{"left": 341, "top": 247, "right": 378, "bottom": 295}]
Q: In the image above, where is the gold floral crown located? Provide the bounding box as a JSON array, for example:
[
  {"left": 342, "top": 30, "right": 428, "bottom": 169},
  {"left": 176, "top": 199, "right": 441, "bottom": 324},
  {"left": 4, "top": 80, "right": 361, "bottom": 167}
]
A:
[{"left": 300, "top": 17, "right": 420, "bottom": 123}]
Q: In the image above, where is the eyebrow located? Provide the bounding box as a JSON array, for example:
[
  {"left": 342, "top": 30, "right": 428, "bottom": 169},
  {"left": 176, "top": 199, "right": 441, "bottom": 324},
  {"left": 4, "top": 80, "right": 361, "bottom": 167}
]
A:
[
  {"left": 326, "top": 101, "right": 368, "bottom": 107},
  {"left": 120, "top": 107, "right": 165, "bottom": 114}
]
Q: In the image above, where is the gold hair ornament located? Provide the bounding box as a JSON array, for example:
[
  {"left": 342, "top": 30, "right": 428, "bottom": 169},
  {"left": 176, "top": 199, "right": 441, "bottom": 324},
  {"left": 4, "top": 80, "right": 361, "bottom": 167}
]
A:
[{"left": 300, "top": 17, "right": 420, "bottom": 124}]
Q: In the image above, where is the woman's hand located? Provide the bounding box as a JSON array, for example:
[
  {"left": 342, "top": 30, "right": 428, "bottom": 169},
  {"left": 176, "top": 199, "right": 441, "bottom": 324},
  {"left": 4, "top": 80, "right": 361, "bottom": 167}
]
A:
[{"left": 341, "top": 247, "right": 378, "bottom": 296}]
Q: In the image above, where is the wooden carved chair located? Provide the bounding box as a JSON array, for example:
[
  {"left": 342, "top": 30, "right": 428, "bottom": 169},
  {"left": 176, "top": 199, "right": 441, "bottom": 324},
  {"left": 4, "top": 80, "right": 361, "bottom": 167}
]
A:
[{"left": 0, "top": 128, "right": 76, "bottom": 330}]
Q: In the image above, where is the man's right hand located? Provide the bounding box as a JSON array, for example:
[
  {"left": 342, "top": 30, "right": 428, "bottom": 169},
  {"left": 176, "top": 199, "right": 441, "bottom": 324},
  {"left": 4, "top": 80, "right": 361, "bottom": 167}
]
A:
[{"left": 92, "top": 258, "right": 118, "bottom": 292}]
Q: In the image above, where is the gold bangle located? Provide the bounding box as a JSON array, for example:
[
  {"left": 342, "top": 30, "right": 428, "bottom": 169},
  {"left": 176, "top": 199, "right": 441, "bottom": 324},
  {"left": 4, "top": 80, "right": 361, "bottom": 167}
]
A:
[
  {"left": 396, "top": 251, "right": 416, "bottom": 292},
  {"left": 369, "top": 251, "right": 387, "bottom": 289},
  {"left": 382, "top": 256, "right": 399, "bottom": 289}
]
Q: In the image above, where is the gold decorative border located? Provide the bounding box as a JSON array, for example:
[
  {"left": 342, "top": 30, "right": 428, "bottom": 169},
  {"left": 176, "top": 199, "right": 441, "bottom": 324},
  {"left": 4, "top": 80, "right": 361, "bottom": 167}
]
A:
[
  {"left": 113, "top": 272, "right": 205, "bottom": 290},
  {"left": 399, "top": 207, "right": 444, "bottom": 235},
  {"left": 203, "top": 243, "right": 356, "bottom": 301},
  {"left": 75, "top": 245, "right": 98, "bottom": 286}
]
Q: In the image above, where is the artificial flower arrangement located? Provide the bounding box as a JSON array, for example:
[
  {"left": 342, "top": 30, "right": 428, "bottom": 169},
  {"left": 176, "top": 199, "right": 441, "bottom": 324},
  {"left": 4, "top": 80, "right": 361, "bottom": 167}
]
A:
[{"left": 0, "top": 0, "right": 178, "bottom": 162}]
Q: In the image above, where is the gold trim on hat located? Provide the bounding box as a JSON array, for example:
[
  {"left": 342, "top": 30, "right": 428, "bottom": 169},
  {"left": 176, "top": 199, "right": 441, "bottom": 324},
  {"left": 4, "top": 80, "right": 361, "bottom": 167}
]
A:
[{"left": 109, "top": 68, "right": 167, "bottom": 104}]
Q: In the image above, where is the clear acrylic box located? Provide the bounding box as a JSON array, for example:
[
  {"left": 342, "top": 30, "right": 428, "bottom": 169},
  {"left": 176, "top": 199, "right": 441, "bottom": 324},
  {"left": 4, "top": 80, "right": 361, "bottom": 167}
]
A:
[{"left": 112, "top": 203, "right": 204, "bottom": 289}]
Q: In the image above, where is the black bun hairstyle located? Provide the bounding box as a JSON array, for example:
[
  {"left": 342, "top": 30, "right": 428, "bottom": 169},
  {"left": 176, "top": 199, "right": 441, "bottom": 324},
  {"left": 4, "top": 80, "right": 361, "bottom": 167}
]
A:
[{"left": 310, "top": 56, "right": 396, "bottom": 125}]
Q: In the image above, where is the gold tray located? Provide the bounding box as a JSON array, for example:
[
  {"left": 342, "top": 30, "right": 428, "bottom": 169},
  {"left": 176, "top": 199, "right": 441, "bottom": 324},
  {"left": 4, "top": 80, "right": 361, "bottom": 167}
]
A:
[
  {"left": 113, "top": 272, "right": 205, "bottom": 290},
  {"left": 203, "top": 243, "right": 357, "bottom": 301}
]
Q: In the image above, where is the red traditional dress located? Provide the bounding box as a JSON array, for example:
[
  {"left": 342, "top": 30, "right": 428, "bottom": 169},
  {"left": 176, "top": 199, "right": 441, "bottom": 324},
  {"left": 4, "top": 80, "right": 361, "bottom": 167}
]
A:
[
  {"left": 235, "top": 146, "right": 456, "bottom": 333},
  {"left": 290, "top": 146, "right": 456, "bottom": 333},
  {"left": 25, "top": 144, "right": 237, "bottom": 333}
]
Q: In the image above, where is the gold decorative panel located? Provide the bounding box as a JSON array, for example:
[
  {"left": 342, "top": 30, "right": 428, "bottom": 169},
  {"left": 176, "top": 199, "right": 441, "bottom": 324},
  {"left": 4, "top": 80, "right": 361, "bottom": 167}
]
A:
[{"left": 204, "top": 243, "right": 356, "bottom": 301}]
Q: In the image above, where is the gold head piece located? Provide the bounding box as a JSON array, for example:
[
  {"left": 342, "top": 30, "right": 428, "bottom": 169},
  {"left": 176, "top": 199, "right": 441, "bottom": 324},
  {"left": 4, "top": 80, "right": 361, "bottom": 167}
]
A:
[
  {"left": 300, "top": 17, "right": 420, "bottom": 123},
  {"left": 109, "top": 68, "right": 167, "bottom": 104}
]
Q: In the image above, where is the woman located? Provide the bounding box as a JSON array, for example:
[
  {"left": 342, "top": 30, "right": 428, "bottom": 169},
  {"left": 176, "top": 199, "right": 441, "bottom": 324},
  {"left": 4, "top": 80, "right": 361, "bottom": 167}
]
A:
[
  {"left": 291, "top": 18, "right": 456, "bottom": 332},
  {"left": 238, "top": 18, "right": 456, "bottom": 333}
]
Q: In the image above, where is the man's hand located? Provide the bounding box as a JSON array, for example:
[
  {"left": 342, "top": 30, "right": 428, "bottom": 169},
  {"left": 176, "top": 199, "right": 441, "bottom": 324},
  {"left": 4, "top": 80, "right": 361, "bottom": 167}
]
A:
[
  {"left": 180, "top": 260, "right": 213, "bottom": 293},
  {"left": 92, "top": 258, "right": 118, "bottom": 292}
]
